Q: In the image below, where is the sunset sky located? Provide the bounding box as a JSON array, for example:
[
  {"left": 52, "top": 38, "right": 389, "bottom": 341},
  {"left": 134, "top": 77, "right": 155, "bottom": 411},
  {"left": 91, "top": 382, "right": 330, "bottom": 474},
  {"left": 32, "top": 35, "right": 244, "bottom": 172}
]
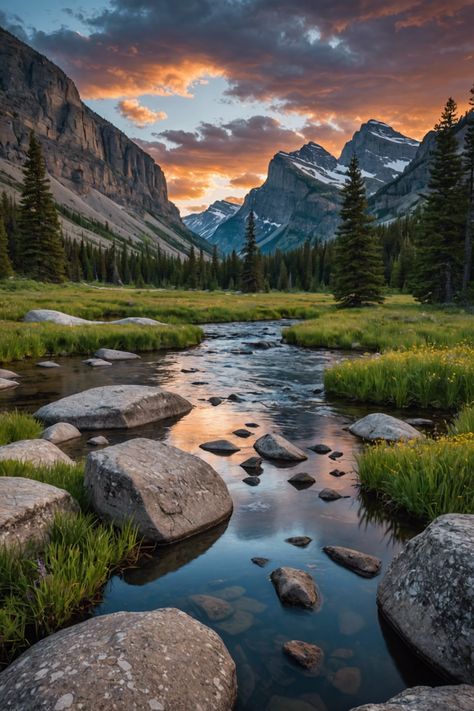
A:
[{"left": 1, "top": 1, "right": 473, "bottom": 214}]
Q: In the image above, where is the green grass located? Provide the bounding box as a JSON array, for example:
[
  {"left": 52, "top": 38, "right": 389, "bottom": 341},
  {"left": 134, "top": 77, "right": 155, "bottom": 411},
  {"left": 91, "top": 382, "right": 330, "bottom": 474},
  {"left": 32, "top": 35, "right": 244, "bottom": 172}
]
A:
[
  {"left": 449, "top": 402, "right": 474, "bottom": 435},
  {"left": 0, "top": 460, "right": 88, "bottom": 510},
  {"left": 357, "top": 431, "right": 474, "bottom": 521},
  {"left": 0, "top": 411, "right": 43, "bottom": 445},
  {"left": 324, "top": 345, "right": 474, "bottom": 409},
  {"left": 0, "top": 321, "right": 202, "bottom": 363},
  {"left": 283, "top": 296, "right": 474, "bottom": 351}
]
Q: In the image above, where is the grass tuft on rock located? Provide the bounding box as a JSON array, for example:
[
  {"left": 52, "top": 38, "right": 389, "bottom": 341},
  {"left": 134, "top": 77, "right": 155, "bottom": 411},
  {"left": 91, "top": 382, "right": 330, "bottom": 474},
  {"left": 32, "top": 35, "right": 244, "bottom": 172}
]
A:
[{"left": 0, "top": 411, "right": 43, "bottom": 445}]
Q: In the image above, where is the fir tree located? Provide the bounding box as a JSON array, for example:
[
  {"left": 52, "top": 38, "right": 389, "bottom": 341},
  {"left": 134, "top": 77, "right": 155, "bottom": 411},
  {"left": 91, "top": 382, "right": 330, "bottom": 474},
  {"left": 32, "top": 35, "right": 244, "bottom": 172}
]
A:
[
  {"left": 18, "top": 133, "right": 66, "bottom": 282},
  {"left": 0, "top": 217, "right": 13, "bottom": 279},
  {"left": 462, "top": 84, "right": 474, "bottom": 296},
  {"left": 332, "top": 156, "right": 385, "bottom": 307},
  {"left": 413, "top": 98, "right": 466, "bottom": 303},
  {"left": 187, "top": 246, "right": 197, "bottom": 288},
  {"left": 241, "top": 210, "right": 262, "bottom": 292}
]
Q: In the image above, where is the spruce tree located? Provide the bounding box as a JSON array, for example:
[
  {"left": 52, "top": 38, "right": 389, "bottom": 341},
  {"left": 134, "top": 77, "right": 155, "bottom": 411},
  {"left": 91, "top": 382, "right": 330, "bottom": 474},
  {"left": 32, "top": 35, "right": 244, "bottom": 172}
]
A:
[
  {"left": 413, "top": 98, "right": 466, "bottom": 303},
  {"left": 0, "top": 217, "right": 13, "bottom": 279},
  {"left": 332, "top": 156, "right": 385, "bottom": 307},
  {"left": 18, "top": 133, "right": 66, "bottom": 282},
  {"left": 462, "top": 84, "right": 474, "bottom": 296},
  {"left": 241, "top": 210, "right": 262, "bottom": 292}
]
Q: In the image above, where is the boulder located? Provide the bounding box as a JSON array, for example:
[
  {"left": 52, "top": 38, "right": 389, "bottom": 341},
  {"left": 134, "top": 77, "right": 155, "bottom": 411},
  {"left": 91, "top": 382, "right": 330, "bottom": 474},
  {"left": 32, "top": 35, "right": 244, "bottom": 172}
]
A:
[
  {"left": 254, "top": 433, "right": 307, "bottom": 462},
  {"left": 35, "top": 385, "right": 192, "bottom": 430},
  {"left": 41, "top": 422, "right": 81, "bottom": 444},
  {"left": 349, "top": 413, "right": 423, "bottom": 442},
  {"left": 0, "top": 377, "right": 19, "bottom": 390},
  {"left": 37, "top": 361, "right": 60, "bottom": 368},
  {"left": 0, "top": 368, "right": 19, "bottom": 379},
  {"left": 0, "top": 439, "right": 73, "bottom": 466},
  {"left": 323, "top": 546, "right": 381, "bottom": 578},
  {"left": 282, "top": 640, "right": 324, "bottom": 673},
  {"left": 0, "top": 477, "right": 79, "bottom": 550},
  {"left": 95, "top": 348, "right": 140, "bottom": 361},
  {"left": 270, "top": 567, "right": 320, "bottom": 609},
  {"left": 82, "top": 358, "right": 112, "bottom": 367},
  {"left": 377, "top": 514, "right": 474, "bottom": 682},
  {"left": 0, "top": 608, "right": 237, "bottom": 710},
  {"left": 84, "top": 438, "right": 233, "bottom": 543},
  {"left": 348, "top": 685, "right": 474, "bottom": 711},
  {"left": 23, "top": 309, "right": 167, "bottom": 328},
  {"left": 200, "top": 440, "right": 241, "bottom": 454},
  {"left": 87, "top": 435, "right": 109, "bottom": 446}
]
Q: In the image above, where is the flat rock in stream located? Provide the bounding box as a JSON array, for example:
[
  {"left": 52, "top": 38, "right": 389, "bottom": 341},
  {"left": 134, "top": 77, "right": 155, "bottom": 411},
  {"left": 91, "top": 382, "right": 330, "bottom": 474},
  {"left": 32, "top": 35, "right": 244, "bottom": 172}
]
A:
[
  {"left": 233, "top": 429, "right": 252, "bottom": 438},
  {"left": 270, "top": 567, "right": 320, "bottom": 609},
  {"left": 0, "top": 476, "right": 79, "bottom": 550},
  {"left": 37, "top": 361, "right": 60, "bottom": 368},
  {"left": 35, "top": 385, "right": 192, "bottom": 430},
  {"left": 82, "top": 358, "right": 112, "bottom": 367},
  {"left": 254, "top": 434, "right": 307, "bottom": 462},
  {"left": 0, "top": 377, "right": 19, "bottom": 390},
  {"left": 41, "top": 422, "right": 82, "bottom": 444},
  {"left": 95, "top": 348, "right": 140, "bottom": 361},
  {"left": 0, "top": 439, "right": 73, "bottom": 466},
  {"left": 0, "top": 608, "right": 237, "bottom": 711},
  {"left": 349, "top": 413, "right": 423, "bottom": 442},
  {"left": 323, "top": 546, "right": 382, "bottom": 578},
  {"left": 85, "top": 438, "right": 233, "bottom": 543},
  {"left": 348, "top": 685, "right": 474, "bottom": 711},
  {"left": 0, "top": 368, "right": 19, "bottom": 379},
  {"left": 377, "top": 514, "right": 474, "bottom": 683},
  {"left": 200, "top": 439, "right": 241, "bottom": 454}
]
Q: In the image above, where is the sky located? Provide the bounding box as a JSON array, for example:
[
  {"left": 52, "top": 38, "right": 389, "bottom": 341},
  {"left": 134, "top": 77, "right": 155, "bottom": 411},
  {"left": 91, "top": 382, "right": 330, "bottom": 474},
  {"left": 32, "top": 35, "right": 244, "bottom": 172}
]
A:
[{"left": 1, "top": 1, "right": 473, "bottom": 215}]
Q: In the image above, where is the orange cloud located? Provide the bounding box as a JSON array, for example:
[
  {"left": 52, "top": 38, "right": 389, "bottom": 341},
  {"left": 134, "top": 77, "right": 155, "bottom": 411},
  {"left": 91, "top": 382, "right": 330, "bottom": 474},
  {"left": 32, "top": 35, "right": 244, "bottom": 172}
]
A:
[
  {"left": 230, "top": 172, "right": 264, "bottom": 188},
  {"left": 116, "top": 99, "right": 167, "bottom": 127}
]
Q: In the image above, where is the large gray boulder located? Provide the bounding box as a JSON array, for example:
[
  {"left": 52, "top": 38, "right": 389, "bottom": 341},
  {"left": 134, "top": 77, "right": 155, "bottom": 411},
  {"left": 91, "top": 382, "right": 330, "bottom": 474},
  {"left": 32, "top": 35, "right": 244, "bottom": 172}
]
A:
[
  {"left": 84, "top": 438, "right": 233, "bottom": 543},
  {"left": 35, "top": 385, "right": 192, "bottom": 430},
  {"left": 0, "top": 439, "right": 73, "bottom": 466},
  {"left": 349, "top": 413, "right": 423, "bottom": 442},
  {"left": 349, "top": 685, "right": 474, "bottom": 711},
  {"left": 254, "top": 433, "right": 307, "bottom": 461},
  {"left": 23, "top": 309, "right": 166, "bottom": 327},
  {"left": 377, "top": 514, "right": 474, "bottom": 682},
  {"left": 41, "top": 422, "right": 81, "bottom": 444},
  {"left": 0, "top": 477, "right": 79, "bottom": 550},
  {"left": 0, "top": 608, "right": 237, "bottom": 710}
]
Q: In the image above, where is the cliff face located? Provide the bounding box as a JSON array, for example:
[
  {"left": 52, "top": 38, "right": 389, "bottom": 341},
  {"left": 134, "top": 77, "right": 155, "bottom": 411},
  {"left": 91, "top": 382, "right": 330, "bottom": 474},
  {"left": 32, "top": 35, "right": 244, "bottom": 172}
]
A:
[{"left": 0, "top": 28, "right": 181, "bottom": 227}]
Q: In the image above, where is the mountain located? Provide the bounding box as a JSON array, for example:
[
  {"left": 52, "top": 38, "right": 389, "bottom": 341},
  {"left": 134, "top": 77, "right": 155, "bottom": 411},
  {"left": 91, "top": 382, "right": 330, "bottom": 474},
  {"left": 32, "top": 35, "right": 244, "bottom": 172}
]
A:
[
  {"left": 183, "top": 200, "right": 239, "bottom": 240},
  {"left": 211, "top": 120, "right": 420, "bottom": 254},
  {"left": 0, "top": 27, "right": 208, "bottom": 257}
]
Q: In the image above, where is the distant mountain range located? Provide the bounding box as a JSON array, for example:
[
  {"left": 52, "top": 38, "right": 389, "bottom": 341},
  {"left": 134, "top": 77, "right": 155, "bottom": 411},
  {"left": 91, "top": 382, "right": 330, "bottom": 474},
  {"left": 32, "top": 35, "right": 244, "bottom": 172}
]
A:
[
  {"left": 185, "top": 120, "right": 420, "bottom": 253},
  {"left": 183, "top": 200, "right": 239, "bottom": 241},
  {"left": 0, "top": 27, "right": 209, "bottom": 258}
]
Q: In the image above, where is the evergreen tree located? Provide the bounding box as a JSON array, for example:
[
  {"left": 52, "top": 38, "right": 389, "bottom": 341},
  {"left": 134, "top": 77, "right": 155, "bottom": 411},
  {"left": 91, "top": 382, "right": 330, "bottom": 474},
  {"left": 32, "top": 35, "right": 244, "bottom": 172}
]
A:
[
  {"left": 332, "top": 156, "right": 385, "bottom": 307},
  {"left": 277, "top": 260, "right": 288, "bottom": 290},
  {"left": 462, "top": 84, "right": 474, "bottom": 296},
  {"left": 413, "top": 98, "right": 466, "bottom": 302},
  {"left": 0, "top": 217, "right": 13, "bottom": 279},
  {"left": 187, "top": 246, "right": 197, "bottom": 288},
  {"left": 18, "top": 133, "right": 66, "bottom": 282},
  {"left": 241, "top": 210, "right": 262, "bottom": 292}
]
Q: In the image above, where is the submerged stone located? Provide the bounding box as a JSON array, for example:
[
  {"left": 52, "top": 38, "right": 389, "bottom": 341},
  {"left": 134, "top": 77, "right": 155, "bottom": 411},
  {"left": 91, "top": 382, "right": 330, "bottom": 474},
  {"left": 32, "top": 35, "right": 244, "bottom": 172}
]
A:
[
  {"left": 286, "top": 536, "right": 312, "bottom": 547},
  {"left": 323, "top": 545, "right": 382, "bottom": 578},
  {"left": 283, "top": 640, "right": 324, "bottom": 673}
]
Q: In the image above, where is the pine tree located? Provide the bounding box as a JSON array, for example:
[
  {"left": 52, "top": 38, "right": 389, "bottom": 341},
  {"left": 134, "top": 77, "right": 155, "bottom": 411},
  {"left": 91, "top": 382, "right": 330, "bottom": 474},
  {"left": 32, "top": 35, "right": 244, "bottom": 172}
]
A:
[
  {"left": 332, "top": 156, "right": 385, "bottom": 307},
  {"left": 413, "top": 98, "right": 466, "bottom": 303},
  {"left": 0, "top": 217, "right": 13, "bottom": 279},
  {"left": 462, "top": 84, "right": 474, "bottom": 296},
  {"left": 241, "top": 210, "right": 262, "bottom": 292},
  {"left": 187, "top": 246, "right": 197, "bottom": 288},
  {"left": 18, "top": 133, "right": 66, "bottom": 282}
]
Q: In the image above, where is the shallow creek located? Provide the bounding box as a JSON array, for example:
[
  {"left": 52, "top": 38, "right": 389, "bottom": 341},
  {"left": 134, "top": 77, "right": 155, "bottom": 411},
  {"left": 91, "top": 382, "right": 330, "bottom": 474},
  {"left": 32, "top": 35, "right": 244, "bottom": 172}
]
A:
[{"left": 1, "top": 320, "right": 442, "bottom": 710}]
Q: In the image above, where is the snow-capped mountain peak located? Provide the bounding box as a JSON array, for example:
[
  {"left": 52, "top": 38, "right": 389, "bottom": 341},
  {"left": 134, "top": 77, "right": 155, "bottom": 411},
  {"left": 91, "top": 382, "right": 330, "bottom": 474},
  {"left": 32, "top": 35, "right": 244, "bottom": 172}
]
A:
[{"left": 183, "top": 200, "right": 239, "bottom": 240}]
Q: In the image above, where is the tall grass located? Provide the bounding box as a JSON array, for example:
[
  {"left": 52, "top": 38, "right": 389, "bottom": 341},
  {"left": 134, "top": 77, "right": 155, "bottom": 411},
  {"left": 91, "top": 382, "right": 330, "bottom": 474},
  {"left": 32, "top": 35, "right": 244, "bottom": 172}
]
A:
[
  {"left": 357, "top": 433, "right": 474, "bottom": 521},
  {"left": 0, "top": 460, "right": 87, "bottom": 510},
  {"left": 324, "top": 345, "right": 474, "bottom": 409},
  {"left": 0, "top": 411, "right": 42, "bottom": 445}
]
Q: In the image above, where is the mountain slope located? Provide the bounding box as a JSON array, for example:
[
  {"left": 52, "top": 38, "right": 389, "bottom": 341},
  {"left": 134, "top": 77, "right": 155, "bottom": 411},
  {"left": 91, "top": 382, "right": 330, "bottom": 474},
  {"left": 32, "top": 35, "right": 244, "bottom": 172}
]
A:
[
  {"left": 183, "top": 200, "right": 239, "bottom": 240},
  {"left": 0, "top": 27, "right": 208, "bottom": 257},
  {"left": 211, "top": 121, "right": 419, "bottom": 254}
]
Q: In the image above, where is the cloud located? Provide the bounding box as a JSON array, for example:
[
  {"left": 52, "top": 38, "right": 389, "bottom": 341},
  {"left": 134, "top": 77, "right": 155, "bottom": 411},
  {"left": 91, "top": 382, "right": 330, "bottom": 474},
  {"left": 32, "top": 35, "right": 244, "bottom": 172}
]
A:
[
  {"left": 116, "top": 99, "right": 167, "bottom": 127},
  {"left": 230, "top": 172, "right": 264, "bottom": 188}
]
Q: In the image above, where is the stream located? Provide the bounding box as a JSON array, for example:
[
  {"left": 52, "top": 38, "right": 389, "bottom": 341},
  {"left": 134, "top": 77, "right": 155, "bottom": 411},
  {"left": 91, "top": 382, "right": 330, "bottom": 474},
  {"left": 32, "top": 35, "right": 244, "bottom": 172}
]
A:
[{"left": 0, "top": 320, "right": 443, "bottom": 710}]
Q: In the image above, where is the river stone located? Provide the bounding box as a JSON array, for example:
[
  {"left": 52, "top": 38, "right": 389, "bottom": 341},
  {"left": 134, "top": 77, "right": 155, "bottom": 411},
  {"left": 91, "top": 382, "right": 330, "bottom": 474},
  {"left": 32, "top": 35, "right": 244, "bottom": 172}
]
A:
[
  {"left": 41, "top": 422, "right": 82, "bottom": 444},
  {"left": 190, "top": 594, "right": 234, "bottom": 621},
  {"left": 233, "top": 428, "right": 252, "bottom": 438},
  {"left": 242, "top": 476, "right": 260, "bottom": 486},
  {"left": 240, "top": 456, "right": 262, "bottom": 471},
  {"left": 0, "top": 439, "right": 73, "bottom": 466},
  {"left": 349, "top": 413, "right": 423, "bottom": 442},
  {"left": 84, "top": 438, "right": 233, "bottom": 543},
  {"left": 323, "top": 546, "right": 382, "bottom": 578},
  {"left": 288, "top": 472, "right": 315, "bottom": 487},
  {"left": 0, "top": 477, "right": 79, "bottom": 550},
  {"left": 283, "top": 641, "right": 324, "bottom": 673},
  {"left": 87, "top": 435, "right": 109, "bottom": 446},
  {"left": 35, "top": 385, "right": 192, "bottom": 430},
  {"left": 82, "top": 358, "right": 112, "bottom": 367},
  {"left": 348, "top": 685, "right": 474, "bottom": 711},
  {"left": 310, "top": 444, "right": 331, "bottom": 454},
  {"left": 286, "top": 536, "right": 312, "bottom": 547},
  {"left": 0, "top": 377, "right": 19, "bottom": 390},
  {"left": 209, "top": 397, "right": 223, "bottom": 406},
  {"left": 0, "top": 608, "right": 237, "bottom": 710},
  {"left": 200, "top": 439, "right": 241, "bottom": 454},
  {"left": 95, "top": 348, "right": 140, "bottom": 361},
  {"left": 0, "top": 368, "right": 19, "bottom": 379},
  {"left": 404, "top": 417, "right": 434, "bottom": 428},
  {"left": 251, "top": 557, "right": 269, "bottom": 567},
  {"left": 23, "top": 309, "right": 167, "bottom": 328},
  {"left": 377, "top": 514, "right": 474, "bottom": 682},
  {"left": 319, "top": 488, "right": 343, "bottom": 501},
  {"left": 271, "top": 567, "right": 319, "bottom": 609},
  {"left": 254, "top": 433, "right": 308, "bottom": 462},
  {"left": 37, "top": 361, "right": 60, "bottom": 368}
]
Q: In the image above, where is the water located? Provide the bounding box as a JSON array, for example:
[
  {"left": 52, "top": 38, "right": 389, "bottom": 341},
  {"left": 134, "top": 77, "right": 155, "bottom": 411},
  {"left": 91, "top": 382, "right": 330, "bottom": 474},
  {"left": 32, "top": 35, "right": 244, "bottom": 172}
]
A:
[{"left": 1, "top": 320, "right": 442, "bottom": 710}]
